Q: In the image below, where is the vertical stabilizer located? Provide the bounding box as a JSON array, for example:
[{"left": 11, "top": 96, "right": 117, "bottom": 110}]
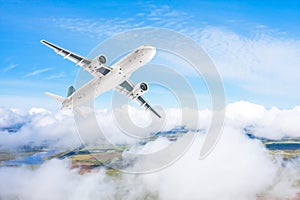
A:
[{"left": 67, "top": 86, "right": 76, "bottom": 97}]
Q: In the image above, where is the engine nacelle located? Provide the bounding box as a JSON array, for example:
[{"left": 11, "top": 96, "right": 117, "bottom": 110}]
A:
[
  {"left": 98, "top": 55, "right": 107, "bottom": 65},
  {"left": 90, "top": 55, "right": 108, "bottom": 72},
  {"left": 131, "top": 82, "right": 148, "bottom": 99}
]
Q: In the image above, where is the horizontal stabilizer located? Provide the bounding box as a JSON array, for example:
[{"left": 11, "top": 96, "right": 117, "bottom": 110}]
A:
[{"left": 45, "top": 92, "right": 65, "bottom": 103}]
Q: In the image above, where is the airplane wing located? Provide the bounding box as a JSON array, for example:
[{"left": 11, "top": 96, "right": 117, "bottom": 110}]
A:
[
  {"left": 41, "top": 40, "right": 112, "bottom": 77},
  {"left": 41, "top": 40, "right": 91, "bottom": 67},
  {"left": 115, "top": 79, "right": 161, "bottom": 118}
]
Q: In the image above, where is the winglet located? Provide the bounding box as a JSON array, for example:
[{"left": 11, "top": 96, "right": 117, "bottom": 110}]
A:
[
  {"left": 40, "top": 39, "right": 49, "bottom": 46},
  {"left": 45, "top": 92, "right": 65, "bottom": 103},
  {"left": 40, "top": 39, "right": 59, "bottom": 50}
]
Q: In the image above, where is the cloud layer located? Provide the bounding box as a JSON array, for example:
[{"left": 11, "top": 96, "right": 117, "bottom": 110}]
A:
[
  {"left": 0, "top": 101, "right": 299, "bottom": 199},
  {"left": 0, "top": 101, "right": 299, "bottom": 149},
  {"left": 0, "top": 127, "right": 299, "bottom": 199}
]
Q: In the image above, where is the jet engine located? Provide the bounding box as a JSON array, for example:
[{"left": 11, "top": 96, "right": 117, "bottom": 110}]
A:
[
  {"left": 131, "top": 82, "right": 148, "bottom": 99},
  {"left": 98, "top": 55, "right": 107, "bottom": 64}
]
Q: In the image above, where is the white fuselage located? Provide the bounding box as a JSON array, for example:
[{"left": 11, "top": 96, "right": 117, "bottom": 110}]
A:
[{"left": 62, "top": 45, "right": 156, "bottom": 108}]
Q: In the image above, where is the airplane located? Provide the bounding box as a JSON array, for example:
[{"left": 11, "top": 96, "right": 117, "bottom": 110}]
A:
[{"left": 41, "top": 40, "right": 161, "bottom": 118}]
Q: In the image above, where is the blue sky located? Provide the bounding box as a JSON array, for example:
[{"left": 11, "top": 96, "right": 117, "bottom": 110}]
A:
[{"left": 0, "top": 0, "right": 299, "bottom": 110}]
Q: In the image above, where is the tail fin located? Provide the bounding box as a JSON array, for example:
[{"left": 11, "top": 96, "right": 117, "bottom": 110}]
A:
[
  {"left": 67, "top": 86, "right": 76, "bottom": 97},
  {"left": 45, "top": 92, "right": 65, "bottom": 103}
]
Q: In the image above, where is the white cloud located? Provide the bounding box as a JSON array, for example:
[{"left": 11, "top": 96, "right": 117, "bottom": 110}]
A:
[
  {"left": 263, "top": 159, "right": 300, "bottom": 199},
  {"left": 0, "top": 102, "right": 300, "bottom": 199},
  {"left": 198, "top": 27, "right": 300, "bottom": 96},
  {"left": 0, "top": 101, "right": 299, "bottom": 150},
  {"left": 3, "top": 63, "right": 18, "bottom": 72},
  {"left": 52, "top": 17, "right": 143, "bottom": 38},
  {"left": 135, "top": 128, "right": 280, "bottom": 200},
  {"left": 225, "top": 101, "right": 266, "bottom": 128},
  {"left": 0, "top": 159, "right": 116, "bottom": 200},
  {"left": 225, "top": 101, "right": 300, "bottom": 139},
  {"left": 0, "top": 107, "right": 26, "bottom": 127},
  {"left": 0, "top": 109, "right": 80, "bottom": 149},
  {"left": 45, "top": 71, "right": 65, "bottom": 80},
  {"left": 0, "top": 128, "right": 298, "bottom": 199},
  {"left": 29, "top": 107, "right": 50, "bottom": 115},
  {"left": 255, "top": 106, "right": 300, "bottom": 139},
  {"left": 51, "top": 5, "right": 191, "bottom": 39},
  {"left": 25, "top": 67, "right": 53, "bottom": 77}
]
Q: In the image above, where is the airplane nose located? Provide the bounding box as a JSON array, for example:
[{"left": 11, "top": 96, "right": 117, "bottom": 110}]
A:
[
  {"left": 143, "top": 45, "right": 156, "bottom": 56},
  {"left": 144, "top": 45, "right": 156, "bottom": 51},
  {"left": 138, "top": 45, "right": 156, "bottom": 51},
  {"left": 136, "top": 45, "right": 156, "bottom": 59}
]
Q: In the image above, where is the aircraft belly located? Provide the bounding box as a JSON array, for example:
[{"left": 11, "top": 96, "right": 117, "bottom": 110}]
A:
[
  {"left": 71, "top": 71, "right": 127, "bottom": 107},
  {"left": 71, "top": 81, "right": 98, "bottom": 106}
]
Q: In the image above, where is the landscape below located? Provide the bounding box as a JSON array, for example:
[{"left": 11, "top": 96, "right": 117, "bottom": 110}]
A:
[{"left": 0, "top": 126, "right": 300, "bottom": 199}]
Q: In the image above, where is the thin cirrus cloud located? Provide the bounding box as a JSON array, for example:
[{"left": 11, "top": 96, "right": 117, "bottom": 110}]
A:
[
  {"left": 51, "top": 5, "right": 191, "bottom": 38},
  {"left": 45, "top": 71, "right": 65, "bottom": 80},
  {"left": 51, "top": 17, "right": 143, "bottom": 38},
  {"left": 198, "top": 27, "right": 300, "bottom": 95},
  {"left": 3, "top": 64, "right": 18, "bottom": 72},
  {"left": 24, "top": 67, "right": 53, "bottom": 78}
]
